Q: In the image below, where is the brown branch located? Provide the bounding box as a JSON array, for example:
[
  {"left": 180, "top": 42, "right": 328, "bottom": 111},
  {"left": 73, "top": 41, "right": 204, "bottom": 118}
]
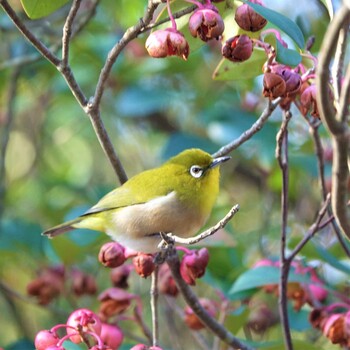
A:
[
  {"left": 150, "top": 265, "right": 160, "bottom": 347},
  {"left": 0, "top": 0, "right": 60, "bottom": 66},
  {"left": 316, "top": 2, "right": 350, "bottom": 238},
  {"left": 61, "top": 0, "right": 82, "bottom": 66},
  {"left": 166, "top": 248, "right": 255, "bottom": 350},
  {"left": 212, "top": 98, "right": 281, "bottom": 158},
  {"left": 158, "top": 204, "right": 240, "bottom": 248},
  {"left": 287, "top": 194, "right": 331, "bottom": 262},
  {"left": 275, "top": 110, "right": 293, "bottom": 350},
  {"left": 89, "top": 0, "right": 160, "bottom": 112}
]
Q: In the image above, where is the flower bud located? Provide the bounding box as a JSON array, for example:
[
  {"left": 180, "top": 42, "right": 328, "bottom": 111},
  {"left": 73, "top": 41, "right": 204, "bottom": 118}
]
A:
[
  {"left": 323, "top": 313, "right": 346, "bottom": 345},
  {"left": 158, "top": 264, "right": 178, "bottom": 296},
  {"left": 145, "top": 28, "right": 189, "bottom": 60},
  {"left": 184, "top": 298, "right": 217, "bottom": 330},
  {"left": 98, "top": 287, "right": 135, "bottom": 320},
  {"left": 234, "top": 3, "right": 267, "bottom": 32},
  {"left": 99, "top": 242, "right": 126, "bottom": 268},
  {"left": 34, "top": 330, "right": 59, "bottom": 350},
  {"left": 100, "top": 323, "right": 124, "bottom": 349},
  {"left": 189, "top": 6, "right": 224, "bottom": 42},
  {"left": 222, "top": 34, "right": 253, "bottom": 62},
  {"left": 133, "top": 253, "right": 156, "bottom": 278},
  {"left": 263, "top": 72, "right": 286, "bottom": 99},
  {"left": 110, "top": 265, "right": 132, "bottom": 289},
  {"left": 66, "top": 308, "right": 102, "bottom": 344},
  {"left": 180, "top": 248, "right": 209, "bottom": 285},
  {"left": 300, "top": 84, "right": 319, "bottom": 118}
]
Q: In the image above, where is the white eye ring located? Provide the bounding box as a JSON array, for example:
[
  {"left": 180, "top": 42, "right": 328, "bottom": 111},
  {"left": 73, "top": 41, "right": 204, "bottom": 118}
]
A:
[{"left": 190, "top": 165, "right": 204, "bottom": 178}]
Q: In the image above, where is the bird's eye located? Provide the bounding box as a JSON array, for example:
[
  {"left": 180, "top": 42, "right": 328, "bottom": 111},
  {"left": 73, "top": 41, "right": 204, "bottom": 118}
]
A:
[{"left": 190, "top": 165, "right": 204, "bottom": 178}]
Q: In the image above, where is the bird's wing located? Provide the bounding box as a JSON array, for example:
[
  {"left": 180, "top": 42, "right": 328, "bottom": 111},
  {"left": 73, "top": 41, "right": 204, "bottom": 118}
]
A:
[{"left": 82, "top": 167, "right": 175, "bottom": 216}]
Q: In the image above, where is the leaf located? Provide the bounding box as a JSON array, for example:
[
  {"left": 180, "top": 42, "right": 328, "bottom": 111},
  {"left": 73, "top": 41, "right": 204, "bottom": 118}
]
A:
[
  {"left": 229, "top": 266, "right": 310, "bottom": 296},
  {"left": 212, "top": 48, "right": 266, "bottom": 81},
  {"left": 20, "top": 0, "right": 70, "bottom": 19},
  {"left": 315, "top": 245, "right": 350, "bottom": 274},
  {"left": 243, "top": 0, "right": 305, "bottom": 48},
  {"left": 275, "top": 39, "right": 302, "bottom": 67}
]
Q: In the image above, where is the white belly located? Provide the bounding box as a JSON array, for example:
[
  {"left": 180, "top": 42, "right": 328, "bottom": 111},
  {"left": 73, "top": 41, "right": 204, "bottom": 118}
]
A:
[{"left": 105, "top": 191, "right": 206, "bottom": 253}]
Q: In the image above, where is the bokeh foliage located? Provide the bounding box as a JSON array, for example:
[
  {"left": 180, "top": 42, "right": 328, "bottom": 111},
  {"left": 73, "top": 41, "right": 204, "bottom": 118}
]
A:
[{"left": 0, "top": 0, "right": 349, "bottom": 349}]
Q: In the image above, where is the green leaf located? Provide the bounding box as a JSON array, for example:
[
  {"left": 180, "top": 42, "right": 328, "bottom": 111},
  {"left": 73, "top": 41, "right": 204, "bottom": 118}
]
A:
[
  {"left": 243, "top": 0, "right": 305, "bottom": 48},
  {"left": 213, "top": 48, "right": 266, "bottom": 81},
  {"left": 275, "top": 39, "right": 302, "bottom": 67},
  {"left": 229, "top": 266, "right": 310, "bottom": 295},
  {"left": 20, "top": 0, "right": 70, "bottom": 19},
  {"left": 315, "top": 244, "right": 350, "bottom": 274}
]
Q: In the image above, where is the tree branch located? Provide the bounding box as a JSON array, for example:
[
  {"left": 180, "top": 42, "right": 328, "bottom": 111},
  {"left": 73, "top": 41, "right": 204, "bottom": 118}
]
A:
[
  {"left": 150, "top": 266, "right": 160, "bottom": 347},
  {"left": 158, "top": 204, "right": 239, "bottom": 248},
  {"left": 212, "top": 98, "right": 281, "bottom": 158},
  {"left": 166, "top": 248, "right": 254, "bottom": 350},
  {"left": 0, "top": 0, "right": 60, "bottom": 66},
  {"left": 275, "top": 110, "right": 293, "bottom": 350},
  {"left": 316, "top": 1, "right": 350, "bottom": 238},
  {"left": 88, "top": 0, "right": 160, "bottom": 112}
]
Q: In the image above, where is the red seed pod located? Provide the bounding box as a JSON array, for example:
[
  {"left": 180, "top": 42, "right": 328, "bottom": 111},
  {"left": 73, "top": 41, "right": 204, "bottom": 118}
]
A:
[
  {"left": 180, "top": 248, "right": 209, "bottom": 285},
  {"left": 184, "top": 298, "right": 217, "bottom": 330},
  {"left": 263, "top": 72, "right": 286, "bottom": 99},
  {"left": 110, "top": 264, "right": 133, "bottom": 289},
  {"left": 300, "top": 84, "right": 319, "bottom": 118},
  {"left": 98, "top": 287, "right": 135, "bottom": 320},
  {"left": 189, "top": 6, "right": 225, "bottom": 42},
  {"left": 71, "top": 268, "right": 97, "bottom": 296},
  {"left": 158, "top": 264, "right": 178, "bottom": 297},
  {"left": 100, "top": 323, "right": 124, "bottom": 349},
  {"left": 133, "top": 253, "right": 156, "bottom": 278},
  {"left": 145, "top": 28, "right": 189, "bottom": 60},
  {"left": 222, "top": 34, "right": 253, "bottom": 63},
  {"left": 234, "top": 3, "right": 267, "bottom": 32},
  {"left": 98, "top": 242, "right": 126, "bottom": 268},
  {"left": 34, "top": 330, "right": 60, "bottom": 350},
  {"left": 66, "top": 308, "right": 102, "bottom": 344}
]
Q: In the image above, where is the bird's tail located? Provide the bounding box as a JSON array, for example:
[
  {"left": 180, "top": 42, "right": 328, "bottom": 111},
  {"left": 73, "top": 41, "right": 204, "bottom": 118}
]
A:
[{"left": 42, "top": 217, "right": 83, "bottom": 238}]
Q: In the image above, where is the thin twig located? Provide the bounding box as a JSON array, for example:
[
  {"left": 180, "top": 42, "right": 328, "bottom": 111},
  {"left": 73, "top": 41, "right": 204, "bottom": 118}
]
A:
[
  {"left": 308, "top": 120, "right": 350, "bottom": 257},
  {"left": 275, "top": 110, "right": 293, "bottom": 350},
  {"left": 150, "top": 265, "right": 160, "bottom": 347},
  {"left": 287, "top": 194, "right": 331, "bottom": 262},
  {"left": 89, "top": 0, "right": 160, "bottom": 112},
  {"left": 61, "top": 0, "right": 82, "bottom": 66},
  {"left": 316, "top": 2, "right": 350, "bottom": 238},
  {"left": 133, "top": 305, "right": 153, "bottom": 344},
  {"left": 158, "top": 204, "right": 239, "bottom": 248},
  {"left": 0, "top": 0, "right": 60, "bottom": 66},
  {"left": 212, "top": 98, "right": 281, "bottom": 158},
  {"left": 166, "top": 248, "right": 254, "bottom": 350}
]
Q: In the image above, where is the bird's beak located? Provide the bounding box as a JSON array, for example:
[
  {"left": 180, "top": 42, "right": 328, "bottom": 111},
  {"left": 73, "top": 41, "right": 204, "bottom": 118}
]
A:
[{"left": 209, "top": 155, "right": 231, "bottom": 169}]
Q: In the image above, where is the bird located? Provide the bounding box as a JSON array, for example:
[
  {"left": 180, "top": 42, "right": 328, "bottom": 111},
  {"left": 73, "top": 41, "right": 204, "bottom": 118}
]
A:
[{"left": 42, "top": 148, "right": 231, "bottom": 253}]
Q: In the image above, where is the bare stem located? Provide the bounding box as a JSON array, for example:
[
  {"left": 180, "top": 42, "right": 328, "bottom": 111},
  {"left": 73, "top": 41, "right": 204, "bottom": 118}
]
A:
[
  {"left": 158, "top": 204, "right": 239, "bottom": 248},
  {"left": 0, "top": 0, "right": 60, "bottom": 66},
  {"left": 275, "top": 110, "right": 293, "bottom": 350},
  {"left": 212, "top": 98, "right": 281, "bottom": 158},
  {"left": 62, "top": 0, "right": 82, "bottom": 66},
  {"left": 166, "top": 248, "right": 255, "bottom": 350},
  {"left": 150, "top": 265, "right": 160, "bottom": 347},
  {"left": 316, "top": 2, "right": 350, "bottom": 238},
  {"left": 89, "top": 0, "right": 159, "bottom": 111}
]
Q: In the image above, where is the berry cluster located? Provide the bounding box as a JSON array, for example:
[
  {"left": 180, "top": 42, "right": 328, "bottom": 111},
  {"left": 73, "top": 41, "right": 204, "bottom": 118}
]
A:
[
  {"left": 31, "top": 242, "right": 211, "bottom": 349},
  {"left": 145, "top": 0, "right": 327, "bottom": 119}
]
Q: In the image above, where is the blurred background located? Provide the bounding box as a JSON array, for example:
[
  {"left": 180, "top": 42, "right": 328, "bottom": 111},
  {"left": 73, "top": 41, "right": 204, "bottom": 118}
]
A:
[{"left": 0, "top": 0, "right": 349, "bottom": 349}]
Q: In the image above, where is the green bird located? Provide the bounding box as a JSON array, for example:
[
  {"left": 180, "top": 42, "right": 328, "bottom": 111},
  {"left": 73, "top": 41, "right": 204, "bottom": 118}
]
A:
[{"left": 42, "top": 149, "right": 230, "bottom": 253}]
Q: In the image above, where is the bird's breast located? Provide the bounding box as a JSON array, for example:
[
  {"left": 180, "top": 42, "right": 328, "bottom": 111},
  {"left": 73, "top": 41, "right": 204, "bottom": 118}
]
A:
[{"left": 105, "top": 191, "right": 207, "bottom": 252}]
